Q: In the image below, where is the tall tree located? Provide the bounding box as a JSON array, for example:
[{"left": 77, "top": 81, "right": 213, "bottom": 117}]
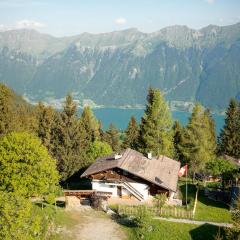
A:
[
  {"left": 173, "top": 120, "right": 185, "bottom": 162},
  {"left": 104, "top": 123, "right": 121, "bottom": 152},
  {"left": 51, "top": 94, "right": 87, "bottom": 180},
  {"left": 122, "top": 116, "right": 139, "bottom": 149},
  {"left": 80, "top": 106, "right": 100, "bottom": 143},
  {"left": 179, "top": 103, "right": 216, "bottom": 176},
  {"left": 138, "top": 87, "right": 174, "bottom": 157},
  {"left": 218, "top": 99, "right": 240, "bottom": 158},
  {"left": 36, "top": 102, "right": 55, "bottom": 151},
  {"left": 0, "top": 84, "right": 14, "bottom": 135}
]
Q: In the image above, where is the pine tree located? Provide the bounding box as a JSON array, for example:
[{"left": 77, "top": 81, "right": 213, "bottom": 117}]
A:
[
  {"left": 104, "top": 123, "right": 121, "bottom": 152},
  {"left": 51, "top": 94, "right": 87, "bottom": 180},
  {"left": 122, "top": 116, "right": 139, "bottom": 149},
  {"left": 80, "top": 106, "right": 100, "bottom": 143},
  {"left": 36, "top": 102, "right": 55, "bottom": 151},
  {"left": 173, "top": 120, "right": 185, "bottom": 161},
  {"left": 218, "top": 99, "right": 240, "bottom": 158},
  {"left": 138, "top": 87, "right": 174, "bottom": 158},
  {"left": 179, "top": 103, "right": 216, "bottom": 175},
  {"left": 0, "top": 84, "right": 14, "bottom": 135}
]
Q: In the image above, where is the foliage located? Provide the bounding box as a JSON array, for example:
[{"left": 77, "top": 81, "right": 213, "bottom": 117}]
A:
[
  {"left": 80, "top": 106, "right": 100, "bottom": 142},
  {"left": 0, "top": 83, "right": 14, "bottom": 135},
  {"left": 179, "top": 103, "right": 217, "bottom": 174},
  {"left": 87, "top": 140, "right": 113, "bottom": 164},
  {"left": 0, "top": 191, "right": 42, "bottom": 240},
  {"left": 153, "top": 194, "right": 167, "bottom": 213},
  {"left": 122, "top": 116, "right": 139, "bottom": 150},
  {"left": 206, "top": 157, "right": 237, "bottom": 179},
  {"left": 51, "top": 94, "right": 88, "bottom": 180},
  {"left": 173, "top": 120, "right": 185, "bottom": 161},
  {"left": 218, "top": 99, "right": 240, "bottom": 158},
  {"left": 0, "top": 132, "right": 59, "bottom": 198},
  {"left": 132, "top": 205, "right": 153, "bottom": 239},
  {"left": 103, "top": 123, "right": 121, "bottom": 152},
  {"left": 0, "top": 83, "right": 38, "bottom": 136},
  {"left": 138, "top": 87, "right": 174, "bottom": 158},
  {"left": 36, "top": 102, "right": 55, "bottom": 151}
]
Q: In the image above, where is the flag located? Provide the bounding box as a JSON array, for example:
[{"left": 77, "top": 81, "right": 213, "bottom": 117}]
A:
[{"left": 178, "top": 165, "right": 187, "bottom": 177}]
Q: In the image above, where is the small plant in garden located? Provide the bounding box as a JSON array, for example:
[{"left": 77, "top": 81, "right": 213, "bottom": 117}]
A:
[
  {"left": 153, "top": 193, "right": 167, "bottom": 215},
  {"left": 133, "top": 205, "right": 153, "bottom": 239}
]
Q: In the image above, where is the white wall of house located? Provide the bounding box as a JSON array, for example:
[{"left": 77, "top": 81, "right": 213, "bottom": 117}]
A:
[
  {"left": 91, "top": 180, "right": 149, "bottom": 200},
  {"left": 128, "top": 182, "right": 149, "bottom": 200},
  {"left": 92, "top": 180, "right": 118, "bottom": 197}
]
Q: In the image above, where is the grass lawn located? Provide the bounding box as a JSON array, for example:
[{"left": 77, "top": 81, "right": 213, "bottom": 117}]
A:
[
  {"left": 126, "top": 220, "right": 227, "bottom": 240},
  {"left": 179, "top": 181, "right": 232, "bottom": 223},
  {"left": 194, "top": 190, "right": 232, "bottom": 223}
]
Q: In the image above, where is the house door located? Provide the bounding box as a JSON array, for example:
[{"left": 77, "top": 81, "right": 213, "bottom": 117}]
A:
[{"left": 117, "top": 186, "right": 122, "bottom": 197}]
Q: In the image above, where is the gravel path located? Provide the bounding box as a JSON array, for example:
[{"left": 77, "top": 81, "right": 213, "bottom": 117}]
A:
[
  {"left": 154, "top": 217, "right": 233, "bottom": 228},
  {"left": 63, "top": 208, "right": 127, "bottom": 240}
]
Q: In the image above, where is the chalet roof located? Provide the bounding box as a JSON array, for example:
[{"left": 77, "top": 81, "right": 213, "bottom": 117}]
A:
[{"left": 81, "top": 148, "right": 180, "bottom": 192}]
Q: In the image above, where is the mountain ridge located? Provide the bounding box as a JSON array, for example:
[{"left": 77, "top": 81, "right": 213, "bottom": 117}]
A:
[{"left": 0, "top": 22, "right": 240, "bottom": 110}]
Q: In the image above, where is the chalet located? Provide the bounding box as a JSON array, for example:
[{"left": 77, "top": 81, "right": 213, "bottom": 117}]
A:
[{"left": 81, "top": 148, "right": 180, "bottom": 202}]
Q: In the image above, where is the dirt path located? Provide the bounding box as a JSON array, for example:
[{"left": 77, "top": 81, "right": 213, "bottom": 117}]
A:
[{"left": 60, "top": 208, "right": 127, "bottom": 240}]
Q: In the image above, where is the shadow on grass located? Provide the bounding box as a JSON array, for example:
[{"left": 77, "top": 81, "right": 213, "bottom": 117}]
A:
[
  {"left": 197, "top": 190, "right": 229, "bottom": 210},
  {"left": 56, "top": 200, "right": 65, "bottom": 208},
  {"left": 111, "top": 212, "right": 138, "bottom": 228},
  {"left": 179, "top": 184, "right": 196, "bottom": 207},
  {"left": 190, "top": 223, "right": 227, "bottom": 240}
]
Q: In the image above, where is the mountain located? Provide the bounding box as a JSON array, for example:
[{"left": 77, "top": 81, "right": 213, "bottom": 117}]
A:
[{"left": 0, "top": 23, "right": 240, "bottom": 110}]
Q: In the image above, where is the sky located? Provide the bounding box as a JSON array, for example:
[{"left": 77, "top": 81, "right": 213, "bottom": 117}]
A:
[{"left": 0, "top": 0, "right": 239, "bottom": 36}]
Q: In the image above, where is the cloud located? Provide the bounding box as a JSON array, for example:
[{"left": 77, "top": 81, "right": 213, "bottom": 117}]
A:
[
  {"left": 205, "top": 0, "right": 215, "bottom": 4},
  {"left": 15, "top": 19, "right": 45, "bottom": 29},
  {"left": 114, "top": 18, "right": 127, "bottom": 25},
  {"left": 0, "top": 19, "right": 45, "bottom": 32}
]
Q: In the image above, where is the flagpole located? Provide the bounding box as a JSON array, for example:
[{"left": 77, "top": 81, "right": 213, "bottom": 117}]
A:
[{"left": 186, "top": 165, "right": 188, "bottom": 209}]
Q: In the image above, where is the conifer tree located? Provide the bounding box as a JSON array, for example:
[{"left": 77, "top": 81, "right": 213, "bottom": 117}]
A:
[
  {"left": 138, "top": 87, "right": 174, "bottom": 157},
  {"left": 179, "top": 103, "right": 216, "bottom": 176},
  {"left": 51, "top": 94, "right": 87, "bottom": 180},
  {"left": 173, "top": 120, "right": 185, "bottom": 161},
  {"left": 0, "top": 84, "right": 13, "bottom": 135},
  {"left": 104, "top": 123, "right": 121, "bottom": 152},
  {"left": 122, "top": 116, "right": 139, "bottom": 150},
  {"left": 80, "top": 106, "right": 100, "bottom": 143},
  {"left": 218, "top": 99, "right": 240, "bottom": 158},
  {"left": 36, "top": 102, "right": 55, "bottom": 151}
]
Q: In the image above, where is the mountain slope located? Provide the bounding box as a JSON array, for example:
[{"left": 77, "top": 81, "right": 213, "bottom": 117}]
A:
[{"left": 0, "top": 23, "right": 240, "bottom": 110}]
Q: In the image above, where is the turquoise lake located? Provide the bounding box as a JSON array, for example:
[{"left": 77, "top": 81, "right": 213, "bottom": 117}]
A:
[{"left": 87, "top": 108, "right": 225, "bottom": 135}]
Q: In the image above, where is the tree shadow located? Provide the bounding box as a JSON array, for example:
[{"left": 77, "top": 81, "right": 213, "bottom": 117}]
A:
[
  {"left": 110, "top": 211, "right": 137, "bottom": 228},
  {"left": 179, "top": 183, "right": 196, "bottom": 206},
  {"left": 189, "top": 223, "right": 227, "bottom": 240},
  {"left": 197, "top": 190, "right": 229, "bottom": 210},
  {"left": 56, "top": 200, "right": 65, "bottom": 208}
]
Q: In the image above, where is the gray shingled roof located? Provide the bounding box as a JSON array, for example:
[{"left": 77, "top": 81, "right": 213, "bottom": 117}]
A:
[{"left": 81, "top": 148, "right": 180, "bottom": 192}]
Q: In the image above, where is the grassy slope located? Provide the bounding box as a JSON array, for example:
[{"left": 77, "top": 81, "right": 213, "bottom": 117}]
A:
[
  {"left": 127, "top": 220, "right": 226, "bottom": 240},
  {"left": 179, "top": 180, "right": 232, "bottom": 223},
  {"left": 195, "top": 190, "right": 232, "bottom": 223}
]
